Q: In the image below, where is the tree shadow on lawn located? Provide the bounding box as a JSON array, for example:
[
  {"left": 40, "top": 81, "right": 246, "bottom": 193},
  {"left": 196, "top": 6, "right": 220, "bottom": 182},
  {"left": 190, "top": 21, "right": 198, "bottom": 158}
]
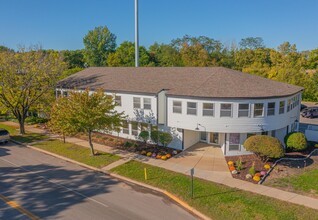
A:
[
  {"left": 0, "top": 163, "right": 118, "bottom": 219},
  {"left": 192, "top": 188, "right": 241, "bottom": 200}
]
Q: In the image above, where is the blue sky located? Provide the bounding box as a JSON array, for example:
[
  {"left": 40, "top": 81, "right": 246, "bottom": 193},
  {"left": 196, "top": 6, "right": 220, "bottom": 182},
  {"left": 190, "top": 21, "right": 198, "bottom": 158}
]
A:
[{"left": 1, "top": 0, "right": 317, "bottom": 51}]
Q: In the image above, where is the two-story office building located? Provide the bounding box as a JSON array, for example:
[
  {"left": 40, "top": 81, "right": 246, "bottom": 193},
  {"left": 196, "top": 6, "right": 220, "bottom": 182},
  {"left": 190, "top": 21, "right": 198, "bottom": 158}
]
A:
[{"left": 57, "top": 67, "right": 303, "bottom": 156}]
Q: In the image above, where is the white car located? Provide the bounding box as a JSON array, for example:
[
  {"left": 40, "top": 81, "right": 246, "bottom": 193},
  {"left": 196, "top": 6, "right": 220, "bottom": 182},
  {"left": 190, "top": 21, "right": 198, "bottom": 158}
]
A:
[{"left": 0, "top": 129, "right": 10, "bottom": 143}]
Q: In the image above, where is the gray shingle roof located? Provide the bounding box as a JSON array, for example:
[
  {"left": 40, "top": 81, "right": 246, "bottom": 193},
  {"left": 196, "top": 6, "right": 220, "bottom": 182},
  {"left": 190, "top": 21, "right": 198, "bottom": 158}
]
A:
[{"left": 57, "top": 67, "right": 303, "bottom": 99}]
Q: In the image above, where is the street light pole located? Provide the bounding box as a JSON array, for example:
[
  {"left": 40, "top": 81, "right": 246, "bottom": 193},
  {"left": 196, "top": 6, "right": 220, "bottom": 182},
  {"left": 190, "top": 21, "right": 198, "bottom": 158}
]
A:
[{"left": 135, "top": 0, "right": 139, "bottom": 67}]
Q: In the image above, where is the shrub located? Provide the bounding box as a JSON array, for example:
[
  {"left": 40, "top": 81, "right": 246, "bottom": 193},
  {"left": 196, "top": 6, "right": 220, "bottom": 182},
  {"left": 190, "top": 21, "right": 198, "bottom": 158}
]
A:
[
  {"left": 123, "top": 141, "right": 133, "bottom": 148},
  {"left": 151, "top": 130, "right": 173, "bottom": 147},
  {"left": 285, "top": 132, "right": 307, "bottom": 151},
  {"left": 249, "top": 166, "right": 256, "bottom": 176},
  {"left": 159, "top": 132, "right": 173, "bottom": 147},
  {"left": 244, "top": 135, "right": 284, "bottom": 162},
  {"left": 150, "top": 130, "right": 160, "bottom": 144},
  {"left": 139, "top": 131, "right": 149, "bottom": 143},
  {"left": 236, "top": 158, "right": 243, "bottom": 171}
]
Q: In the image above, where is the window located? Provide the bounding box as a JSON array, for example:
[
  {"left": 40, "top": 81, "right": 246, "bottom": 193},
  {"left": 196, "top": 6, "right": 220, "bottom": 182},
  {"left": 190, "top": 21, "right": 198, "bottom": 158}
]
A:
[
  {"left": 63, "top": 91, "right": 68, "bottom": 97},
  {"left": 287, "top": 99, "right": 292, "bottom": 112},
  {"left": 279, "top": 101, "right": 285, "bottom": 114},
  {"left": 115, "top": 96, "right": 121, "bottom": 106},
  {"left": 254, "top": 103, "right": 264, "bottom": 117},
  {"left": 271, "top": 130, "right": 276, "bottom": 137},
  {"left": 238, "top": 104, "right": 249, "bottom": 117},
  {"left": 229, "top": 133, "right": 240, "bottom": 151},
  {"left": 56, "top": 90, "right": 61, "bottom": 97},
  {"left": 203, "top": 103, "right": 214, "bottom": 116},
  {"left": 187, "top": 102, "right": 197, "bottom": 115},
  {"left": 131, "top": 122, "right": 139, "bottom": 136},
  {"left": 143, "top": 98, "right": 151, "bottom": 110},
  {"left": 220, "top": 104, "right": 232, "bottom": 117},
  {"left": 267, "top": 102, "right": 275, "bottom": 116},
  {"left": 122, "top": 121, "right": 129, "bottom": 134},
  {"left": 133, "top": 97, "right": 141, "bottom": 109},
  {"left": 173, "top": 101, "right": 182, "bottom": 114},
  {"left": 247, "top": 133, "right": 256, "bottom": 139}
]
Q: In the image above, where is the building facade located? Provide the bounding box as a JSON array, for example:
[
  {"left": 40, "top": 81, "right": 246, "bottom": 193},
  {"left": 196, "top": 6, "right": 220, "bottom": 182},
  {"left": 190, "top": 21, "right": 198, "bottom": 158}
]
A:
[{"left": 57, "top": 67, "right": 303, "bottom": 156}]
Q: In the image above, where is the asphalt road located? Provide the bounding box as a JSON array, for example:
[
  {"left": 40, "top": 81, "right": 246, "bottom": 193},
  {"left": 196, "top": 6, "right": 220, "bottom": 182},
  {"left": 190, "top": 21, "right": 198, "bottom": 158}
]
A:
[{"left": 0, "top": 142, "right": 197, "bottom": 220}]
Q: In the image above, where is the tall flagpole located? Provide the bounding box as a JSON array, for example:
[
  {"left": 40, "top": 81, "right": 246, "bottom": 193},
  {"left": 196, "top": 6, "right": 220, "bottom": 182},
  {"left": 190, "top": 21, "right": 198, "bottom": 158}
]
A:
[{"left": 135, "top": 0, "right": 139, "bottom": 67}]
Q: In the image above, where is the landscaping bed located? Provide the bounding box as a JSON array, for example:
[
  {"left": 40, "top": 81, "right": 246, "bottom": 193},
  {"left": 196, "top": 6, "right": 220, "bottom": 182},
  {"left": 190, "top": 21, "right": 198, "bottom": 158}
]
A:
[
  {"left": 225, "top": 154, "right": 272, "bottom": 184},
  {"left": 76, "top": 132, "right": 181, "bottom": 160},
  {"left": 111, "top": 160, "right": 318, "bottom": 220}
]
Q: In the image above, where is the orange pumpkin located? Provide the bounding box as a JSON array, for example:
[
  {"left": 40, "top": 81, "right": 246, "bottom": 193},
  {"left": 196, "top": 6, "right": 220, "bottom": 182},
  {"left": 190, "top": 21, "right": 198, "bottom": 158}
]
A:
[{"left": 255, "top": 172, "right": 261, "bottom": 177}]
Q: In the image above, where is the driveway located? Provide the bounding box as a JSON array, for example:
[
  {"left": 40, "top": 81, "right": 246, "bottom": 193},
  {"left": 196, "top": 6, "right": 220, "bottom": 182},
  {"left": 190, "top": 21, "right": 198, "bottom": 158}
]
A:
[{"left": 0, "top": 142, "right": 197, "bottom": 220}]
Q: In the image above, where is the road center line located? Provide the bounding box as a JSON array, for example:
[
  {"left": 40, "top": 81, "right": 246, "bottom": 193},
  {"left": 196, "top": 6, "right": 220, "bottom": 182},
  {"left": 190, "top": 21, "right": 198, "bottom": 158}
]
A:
[
  {"left": 0, "top": 193, "right": 41, "bottom": 220},
  {"left": 0, "top": 157, "right": 109, "bottom": 209}
]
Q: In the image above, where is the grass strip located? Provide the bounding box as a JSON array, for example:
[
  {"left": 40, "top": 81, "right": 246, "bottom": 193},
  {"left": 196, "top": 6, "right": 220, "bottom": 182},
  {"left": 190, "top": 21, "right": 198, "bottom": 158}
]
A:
[
  {"left": 265, "top": 168, "right": 318, "bottom": 196},
  {"left": 111, "top": 160, "right": 318, "bottom": 220},
  {"left": 32, "top": 139, "right": 120, "bottom": 168}
]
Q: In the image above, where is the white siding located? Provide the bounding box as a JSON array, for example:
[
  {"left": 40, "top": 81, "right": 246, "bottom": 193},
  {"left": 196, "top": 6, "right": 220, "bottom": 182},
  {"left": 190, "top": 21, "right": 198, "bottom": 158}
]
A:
[{"left": 167, "top": 94, "right": 301, "bottom": 134}]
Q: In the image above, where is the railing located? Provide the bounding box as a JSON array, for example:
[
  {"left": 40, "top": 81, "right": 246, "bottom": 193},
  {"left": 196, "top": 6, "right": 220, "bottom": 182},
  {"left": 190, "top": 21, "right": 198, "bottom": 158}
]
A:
[{"left": 259, "top": 148, "right": 318, "bottom": 184}]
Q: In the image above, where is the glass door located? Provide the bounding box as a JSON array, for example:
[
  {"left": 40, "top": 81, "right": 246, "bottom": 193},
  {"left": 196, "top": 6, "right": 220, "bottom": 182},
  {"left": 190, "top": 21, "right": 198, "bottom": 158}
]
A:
[
  {"left": 209, "top": 132, "right": 219, "bottom": 144},
  {"left": 200, "top": 132, "right": 207, "bottom": 142}
]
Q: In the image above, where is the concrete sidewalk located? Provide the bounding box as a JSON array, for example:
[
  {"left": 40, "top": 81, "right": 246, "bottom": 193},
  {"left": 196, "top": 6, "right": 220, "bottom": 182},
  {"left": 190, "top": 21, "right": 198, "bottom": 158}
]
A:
[{"left": 3, "top": 121, "right": 318, "bottom": 210}]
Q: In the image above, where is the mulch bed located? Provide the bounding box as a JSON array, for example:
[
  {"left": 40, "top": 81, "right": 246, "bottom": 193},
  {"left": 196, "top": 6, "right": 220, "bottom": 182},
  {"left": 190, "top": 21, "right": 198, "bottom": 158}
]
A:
[
  {"left": 225, "top": 154, "right": 273, "bottom": 184},
  {"left": 75, "top": 131, "right": 181, "bottom": 159},
  {"left": 225, "top": 142, "right": 318, "bottom": 184}
]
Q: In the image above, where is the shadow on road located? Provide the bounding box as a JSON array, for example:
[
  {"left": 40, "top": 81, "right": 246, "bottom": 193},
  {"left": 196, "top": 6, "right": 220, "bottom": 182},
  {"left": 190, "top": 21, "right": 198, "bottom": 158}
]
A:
[{"left": 0, "top": 162, "right": 118, "bottom": 219}]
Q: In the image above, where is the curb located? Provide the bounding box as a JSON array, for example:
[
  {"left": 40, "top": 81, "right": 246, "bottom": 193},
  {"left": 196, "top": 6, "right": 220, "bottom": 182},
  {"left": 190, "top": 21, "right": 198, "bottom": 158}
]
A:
[
  {"left": 109, "top": 173, "right": 211, "bottom": 220},
  {"left": 10, "top": 140, "right": 211, "bottom": 220}
]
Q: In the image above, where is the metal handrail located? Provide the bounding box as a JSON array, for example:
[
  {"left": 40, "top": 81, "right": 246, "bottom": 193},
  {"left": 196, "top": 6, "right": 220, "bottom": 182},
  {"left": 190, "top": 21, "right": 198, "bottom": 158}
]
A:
[{"left": 259, "top": 148, "right": 318, "bottom": 184}]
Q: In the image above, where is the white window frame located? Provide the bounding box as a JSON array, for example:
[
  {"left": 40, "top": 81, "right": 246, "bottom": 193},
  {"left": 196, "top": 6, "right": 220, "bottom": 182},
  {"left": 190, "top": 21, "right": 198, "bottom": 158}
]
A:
[
  {"left": 187, "top": 102, "right": 197, "bottom": 115},
  {"left": 267, "top": 102, "right": 275, "bottom": 116},
  {"left": 229, "top": 133, "right": 240, "bottom": 151},
  {"left": 238, "top": 103, "right": 250, "bottom": 118},
  {"left": 254, "top": 103, "right": 264, "bottom": 117},
  {"left": 115, "top": 95, "right": 121, "bottom": 106},
  {"left": 143, "top": 98, "right": 151, "bottom": 110},
  {"left": 122, "top": 121, "right": 129, "bottom": 134},
  {"left": 173, "top": 101, "right": 182, "bottom": 114},
  {"left": 131, "top": 122, "right": 139, "bottom": 136},
  {"left": 133, "top": 97, "right": 141, "bottom": 109},
  {"left": 220, "top": 103, "right": 232, "bottom": 117},
  {"left": 202, "top": 103, "right": 214, "bottom": 117},
  {"left": 279, "top": 101, "right": 285, "bottom": 114}
]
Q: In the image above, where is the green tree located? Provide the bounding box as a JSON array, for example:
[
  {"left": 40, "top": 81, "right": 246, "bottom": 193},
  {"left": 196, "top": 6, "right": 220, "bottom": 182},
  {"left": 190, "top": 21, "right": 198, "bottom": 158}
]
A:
[
  {"left": 244, "top": 135, "right": 284, "bottom": 162},
  {"left": 83, "top": 26, "right": 116, "bottom": 66},
  {"left": 0, "top": 48, "right": 66, "bottom": 134},
  {"left": 138, "top": 130, "right": 150, "bottom": 143},
  {"left": 107, "top": 41, "right": 152, "bottom": 66},
  {"left": 239, "top": 37, "right": 265, "bottom": 49},
  {"left": 148, "top": 43, "right": 183, "bottom": 66},
  {"left": 49, "top": 97, "right": 77, "bottom": 143},
  {"left": 277, "top": 42, "right": 297, "bottom": 55},
  {"left": 62, "top": 49, "right": 85, "bottom": 69},
  {"left": 55, "top": 89, "right": 124, "bottom": 156}
]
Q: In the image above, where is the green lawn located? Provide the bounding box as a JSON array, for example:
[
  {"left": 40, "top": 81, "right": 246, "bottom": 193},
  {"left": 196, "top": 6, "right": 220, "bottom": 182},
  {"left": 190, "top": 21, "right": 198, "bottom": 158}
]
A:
[
  {"left": 32, "top": 139, "right": 121, "bottom": 168},
  {"left": 111, "top": 160, "right": 318, "bottom": 220},
  {"left": 0, "top": 123, "right": 19, "bottom": 135},
  {"left": 0, "top": 123, "right": 49, "bottom": 143},
  {"left": 265, "top": 168, "right": 318, "bottom": 196}
]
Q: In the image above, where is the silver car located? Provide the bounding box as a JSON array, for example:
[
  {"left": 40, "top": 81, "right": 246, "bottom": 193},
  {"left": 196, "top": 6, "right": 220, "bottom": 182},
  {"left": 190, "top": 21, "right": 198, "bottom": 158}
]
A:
[{"left": 0, "top": 129, "right": 9, "bottom": 143}]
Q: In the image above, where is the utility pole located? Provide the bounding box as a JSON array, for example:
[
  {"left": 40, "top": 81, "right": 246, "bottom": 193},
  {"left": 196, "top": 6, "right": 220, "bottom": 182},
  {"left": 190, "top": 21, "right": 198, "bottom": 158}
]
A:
[{"left": 135, "top": 0, "right": 139, "bottom": 67}]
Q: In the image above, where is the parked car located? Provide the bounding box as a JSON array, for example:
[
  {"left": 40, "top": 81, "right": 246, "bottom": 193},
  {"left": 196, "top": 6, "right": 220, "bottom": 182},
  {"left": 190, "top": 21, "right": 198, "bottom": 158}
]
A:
[
  {"left": 300, "top": 104, "right": 307, "bottom": 111},
  {"left": 301, "top": 107, "right": 318, "bottom": 118},
  {"left": 0, "top": 129, "right": 10, "bottom": 143}
]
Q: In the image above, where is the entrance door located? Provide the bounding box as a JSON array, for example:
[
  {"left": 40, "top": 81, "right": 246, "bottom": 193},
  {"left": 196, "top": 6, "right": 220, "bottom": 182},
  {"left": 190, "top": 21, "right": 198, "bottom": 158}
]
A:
[
  {"left": 209, "top": 132, "right": 219, "bottom": 144},
  {"left": 200, "top": 132, "right": 207, "bottom": 142}
]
